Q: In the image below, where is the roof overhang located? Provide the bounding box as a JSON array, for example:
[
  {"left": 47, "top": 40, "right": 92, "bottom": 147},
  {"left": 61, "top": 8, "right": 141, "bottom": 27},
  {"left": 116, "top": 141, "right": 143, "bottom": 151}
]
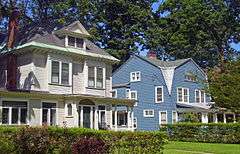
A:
[
  {"left": 0, "top": 41, "right": 119, "bottom": 63},
  {"left": 177, "top": 102, "right": 212, "bottom": 112},
  {"left": 0, "top": 90, "right": 134, "bottom": 107}
]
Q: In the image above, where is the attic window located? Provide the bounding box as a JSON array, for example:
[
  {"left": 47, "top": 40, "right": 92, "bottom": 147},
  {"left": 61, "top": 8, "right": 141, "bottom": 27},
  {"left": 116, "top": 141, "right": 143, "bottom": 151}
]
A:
[
  {"left": 67, "top": 36, "right": 84, "bottom": 48},
  {"left": 185, "top": 73, "right": 197, "bottom": 82}
]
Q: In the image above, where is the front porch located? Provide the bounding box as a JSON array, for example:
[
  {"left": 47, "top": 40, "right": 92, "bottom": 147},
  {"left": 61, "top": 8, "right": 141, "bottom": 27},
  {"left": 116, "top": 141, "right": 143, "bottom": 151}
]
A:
[{"left": 0, "top": 90, "right": 135, "bottom": 131}]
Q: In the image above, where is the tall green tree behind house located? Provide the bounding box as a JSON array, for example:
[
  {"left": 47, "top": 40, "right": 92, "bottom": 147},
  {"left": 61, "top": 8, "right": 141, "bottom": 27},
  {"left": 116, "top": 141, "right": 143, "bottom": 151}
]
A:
[
  {"left": 208, "top": 60, "right": 240, "bottom": 112},
  {"left": 0, "top": 0, "right": 156, "bottom": 62},
  {"left": 147, "top": 0, "right": 240, "bottom": 67}
]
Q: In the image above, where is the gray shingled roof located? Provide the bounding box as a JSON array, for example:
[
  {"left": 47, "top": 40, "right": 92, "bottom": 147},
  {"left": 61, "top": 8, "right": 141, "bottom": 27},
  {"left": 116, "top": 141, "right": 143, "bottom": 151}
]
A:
[
  {"left": 140, "top": 56, "right": 190, "bottom": 68},
  {"left": 0, "top": 22, "right": 111, "bottom": 57}
]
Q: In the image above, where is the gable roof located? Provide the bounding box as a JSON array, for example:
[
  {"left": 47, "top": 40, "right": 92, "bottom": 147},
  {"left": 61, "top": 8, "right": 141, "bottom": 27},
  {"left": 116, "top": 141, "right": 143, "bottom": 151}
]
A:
[{"left": 0, "top": 21, "right": 117, "bottom": 61}]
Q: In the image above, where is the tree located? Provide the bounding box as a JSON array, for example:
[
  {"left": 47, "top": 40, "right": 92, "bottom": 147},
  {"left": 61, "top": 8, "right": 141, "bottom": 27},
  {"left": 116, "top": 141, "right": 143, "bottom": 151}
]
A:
[
  {"left": 208, "top": 60, "right": 240, "bottom": 112},
  {"left": 0, "top": 0, "right": 157, "bottom": 62},
  {"left": 147, "top": 0, "right": 240, "bottom": 68}
]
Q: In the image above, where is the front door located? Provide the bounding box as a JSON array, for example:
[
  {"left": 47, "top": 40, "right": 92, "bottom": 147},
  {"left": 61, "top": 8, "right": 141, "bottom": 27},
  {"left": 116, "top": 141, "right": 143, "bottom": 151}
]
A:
[{"left": 83, "top": 106, "right": 91, "bottom": 128}]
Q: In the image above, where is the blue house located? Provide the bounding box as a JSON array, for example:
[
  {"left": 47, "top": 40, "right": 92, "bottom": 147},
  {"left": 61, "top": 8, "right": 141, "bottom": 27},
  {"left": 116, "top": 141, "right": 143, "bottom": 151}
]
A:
[{"left": 112, "top": 52, "right": 213, "bottom": 131}]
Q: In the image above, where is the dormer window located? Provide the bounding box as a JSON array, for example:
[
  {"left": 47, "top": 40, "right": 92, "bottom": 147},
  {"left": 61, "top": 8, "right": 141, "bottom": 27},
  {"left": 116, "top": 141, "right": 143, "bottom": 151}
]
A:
[{"left": 67, "top": 36, "right": 84, "bottom": 48}]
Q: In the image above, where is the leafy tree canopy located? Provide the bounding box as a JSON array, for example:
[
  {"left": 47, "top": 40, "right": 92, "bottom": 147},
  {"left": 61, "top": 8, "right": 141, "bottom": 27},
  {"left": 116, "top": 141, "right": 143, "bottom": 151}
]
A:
[
  {"left": 208, "top": 60, "right": 240, "bottom": 112},
  {"left": 146, "top": 0, "right": 240, "bottom": 67}
]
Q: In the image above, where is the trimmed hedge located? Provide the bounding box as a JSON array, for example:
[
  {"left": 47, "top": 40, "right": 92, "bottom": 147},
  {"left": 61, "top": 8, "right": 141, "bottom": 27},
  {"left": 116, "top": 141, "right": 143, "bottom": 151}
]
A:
[
  {"left": 0, "top": 126, "right": 167, "bottom": 154},
  {"left": 160, "top": 123, "right": 240, "bottom": 144}
]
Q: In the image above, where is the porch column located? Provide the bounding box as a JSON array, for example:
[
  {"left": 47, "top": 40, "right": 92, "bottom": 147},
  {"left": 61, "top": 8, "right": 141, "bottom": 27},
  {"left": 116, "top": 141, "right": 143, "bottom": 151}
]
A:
[
  {"left": 223, "top": 113, "right": 226, "bottom": 123},
  {"left": 201, "top": 112, "right": 208, "bottom": 123},
  {"left": 114, "top": 105, "right": 118, "bottom": 131},
  {"left": 90, "top": 106, "right": 93, "bottom": 129},
  {"left": 94, "top": 105, "right": 99, "bottom": 130},
  {"left": 233, "top": 114, "right": 236, "bottom": 123},
  {"left": 131, "top": 107, "right": 134, "bottom": 131},
  {"left": 80, "top": 106, "right": 83, "bottom": 127},
  {"left": 127, "top": 106, "right": 130, "bottom": 131},
  {"left": 213, "top": 113, "right": 218, "bottom": 123},
  {"left": 109, "top": 105, "right": 112, "bottom": 129}
]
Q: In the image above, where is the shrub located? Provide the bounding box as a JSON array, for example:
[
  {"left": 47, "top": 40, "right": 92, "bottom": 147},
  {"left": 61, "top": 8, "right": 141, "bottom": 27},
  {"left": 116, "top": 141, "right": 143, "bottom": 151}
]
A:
[
  {"left": 160, "top": 123, "right": 240, "bottom": 144},
  {"left": 0, "top": 135, "right": 15, "bottom": 153},
  {"left": 72, "top": 136, "right": 109, "bottom": 154},
  {"left": 0, "top": 126, "right": 167, "bottom": 154},
  {"left": 14, "top": 127, "right": 52, "bottom": 154}
]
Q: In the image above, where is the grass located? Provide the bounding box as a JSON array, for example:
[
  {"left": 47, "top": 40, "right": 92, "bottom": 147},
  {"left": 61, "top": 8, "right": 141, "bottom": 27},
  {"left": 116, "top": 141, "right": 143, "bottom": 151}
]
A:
[{"left": 164, "top": 141, "right": 240, "bottom": 154}]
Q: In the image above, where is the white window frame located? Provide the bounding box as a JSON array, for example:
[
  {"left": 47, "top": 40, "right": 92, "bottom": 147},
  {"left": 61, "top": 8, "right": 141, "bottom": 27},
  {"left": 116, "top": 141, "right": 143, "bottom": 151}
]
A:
[
  {"left": 133, "top": 117, "right": 137, "bottom": 129},
  {"left": 40, "top": 101, "right": 58, "bottom": 126},
  {"left": 111, "top": 90, "right": 117, "bottom": 98},
  {"left": 126, "top": 90, "right": 138, "bottom": 106},
  {"left": 87, "top": 66, "right": 105, "bottom": 89},
  {"left": 66, "top": 36, "right": 85, "bottom": 49},
  {"left": 130, "top": 71, "right": 141, "bottom": 82},
  {"left": 143, "top": 109, "right": 154, "bottom": 117},
  {"left": 195, "top": 89, "right": 205, "bottom": 103},
  {"left": 172, "top": 111, "right": 178, "bottom": 124},
  {"left": 1, "top": 99, "right": 29, "bottom": 125},
  {"left": 177, "top": 87, "right": 189, "bottom": 103},
  {"left": 50, "top": 60, "right": 72, "bottom": 86},
  {"left": 65, "top": 102, "right": 73, "bottom": 117},
  {"left": 155, "top": 86, "right": 164, "bottom": 103},
  {"left": 159, "top": 111, "right": 168, "bottom": 125}
]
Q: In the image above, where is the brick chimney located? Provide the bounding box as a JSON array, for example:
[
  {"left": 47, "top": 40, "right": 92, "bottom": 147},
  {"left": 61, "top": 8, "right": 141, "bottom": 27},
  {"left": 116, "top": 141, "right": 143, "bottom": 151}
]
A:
[
  {"left": 147, "top": 50, "right": 157, "bottom": 59},
  {"left": 6, "top": 7, "right": 20, "bottom": 91}
]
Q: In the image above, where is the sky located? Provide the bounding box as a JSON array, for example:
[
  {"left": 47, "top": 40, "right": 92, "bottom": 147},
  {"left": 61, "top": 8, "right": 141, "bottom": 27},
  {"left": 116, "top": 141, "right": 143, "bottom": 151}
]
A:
[{"left": 140, "top": 1, "right": 240, "bottom": 56}]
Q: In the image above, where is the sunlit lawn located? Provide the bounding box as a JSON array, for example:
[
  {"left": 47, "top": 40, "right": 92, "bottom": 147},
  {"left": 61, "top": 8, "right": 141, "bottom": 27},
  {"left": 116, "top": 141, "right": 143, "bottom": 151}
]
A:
[{"left": 164, "top": 141, "right": 240, "bottom": 154}]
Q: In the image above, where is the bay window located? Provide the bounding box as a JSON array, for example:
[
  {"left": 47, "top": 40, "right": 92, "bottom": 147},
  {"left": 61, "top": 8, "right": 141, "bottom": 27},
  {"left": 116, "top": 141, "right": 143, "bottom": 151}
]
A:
[
  {"left": 88, "top": 67, "right": 95, "bottom": 87},
  {"left": 2, "top": 101, "right": 28, "bottom": 125},
  {"left": 51, "top": 61, "right": 59, "bottom": 84},
  {"left": 97, "top": 68, "right": 103, "bottom": 88},
  {"left": 61, "top": 63, "right": 69, "bottom": 85}
]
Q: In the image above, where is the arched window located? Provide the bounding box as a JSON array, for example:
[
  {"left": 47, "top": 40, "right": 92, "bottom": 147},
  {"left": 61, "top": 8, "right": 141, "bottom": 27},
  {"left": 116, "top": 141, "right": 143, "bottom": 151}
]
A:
[{"left": 67, "top": 104, "right": 72, "bottom": 116}]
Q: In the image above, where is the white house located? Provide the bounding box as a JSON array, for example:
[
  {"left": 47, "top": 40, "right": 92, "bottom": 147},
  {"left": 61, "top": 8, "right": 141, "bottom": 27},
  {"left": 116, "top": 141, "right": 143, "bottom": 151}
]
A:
[{"left": 0, "top": 20, "right": 134, "bottom": 131}]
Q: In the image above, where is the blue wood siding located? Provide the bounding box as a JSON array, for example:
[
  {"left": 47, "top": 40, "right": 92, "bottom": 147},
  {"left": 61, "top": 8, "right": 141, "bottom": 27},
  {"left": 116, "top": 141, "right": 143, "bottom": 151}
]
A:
[{"left": 113, "top": 55, "right": 210, "bottom": 131}]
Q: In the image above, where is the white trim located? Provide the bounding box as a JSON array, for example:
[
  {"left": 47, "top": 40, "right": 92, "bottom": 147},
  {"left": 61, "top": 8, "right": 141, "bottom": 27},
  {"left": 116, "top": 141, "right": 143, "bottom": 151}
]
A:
[
  {"left": 133, "top": 117, "right": 137, "bottom": 129},
  {"left": 143, "top": 109, "right": 154, "bottom": 117},
  {"left": 177, "top": 87, "right": 189, "bottom": 103},
  {"left": 195, "top": 89, "right": 206, "bottom": 103},
  {"left": 40, "top": 101, "right": 58, "bottom": 126},
  {"left": 111, "top": 89, "right": 117, "bottom": 98},
  {"left": 155, "top": 86, "right": 164, "bottom": 103},
  {"left": 130, "top": 71, "right": 141, "bottom": 82},
  {"left": 159, "top": 111, "right": 168, "bottom": 125},
  {"left": 0, "top": 98, "right": 29, "bottom": 125},
  {"left": 172, "top": 111, "right": 178, "bottom": 124}
]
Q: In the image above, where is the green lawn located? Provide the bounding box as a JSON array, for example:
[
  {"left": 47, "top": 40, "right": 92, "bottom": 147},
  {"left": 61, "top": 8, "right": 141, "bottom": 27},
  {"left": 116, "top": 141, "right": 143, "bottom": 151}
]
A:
[{"left": 164, "top": 141, "right": 240, "bottom": 154}]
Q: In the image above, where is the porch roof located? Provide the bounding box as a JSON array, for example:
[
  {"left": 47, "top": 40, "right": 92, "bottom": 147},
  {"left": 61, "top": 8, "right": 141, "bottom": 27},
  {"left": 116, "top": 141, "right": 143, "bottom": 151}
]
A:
[{"left": 0, "top": 90, "right": 134, "bottom": 106}]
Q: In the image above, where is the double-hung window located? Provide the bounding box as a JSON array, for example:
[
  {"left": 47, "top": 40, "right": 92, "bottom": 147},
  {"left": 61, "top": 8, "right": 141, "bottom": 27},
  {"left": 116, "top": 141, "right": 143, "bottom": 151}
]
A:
[
  {"left": 172, "top": 111, "right": 177, "bottom": 124},
  {"left": 126, "top": 89, "right": 138, "bottom": 106},
  {"left": 195, "top": 90, "right": 205, "bottom": 103},
  {"left": 159, "top": 111, "right": 167, "bottom": 125},
  {"left": 88, "top": 66, "right": 104, "bottom": 88},
  {"left": 51, "top": 61, "right": 70, "bottom": 85},
  {"left": 68, "top": 36, "right": 84, "bottom": 48},
  {"left": 155, "top": 86, "right": 164, "bottom": 103},
  {"left": 177, "top": 87, "right": 189, "bottom": 103},
  {"left": 2, "top": 101, "right": 28, "bottom": 125},
  {"left": 130, "top": 71, "right": 141, "bottom": 82},
  {"left": 143, "top": 110, "right": 154, "bottom": 117}
]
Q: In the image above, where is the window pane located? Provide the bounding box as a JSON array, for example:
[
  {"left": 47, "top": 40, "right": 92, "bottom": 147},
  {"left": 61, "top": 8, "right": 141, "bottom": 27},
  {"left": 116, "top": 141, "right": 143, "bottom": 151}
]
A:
[
  {"left": 12, "top": 108, "right": 19, "bottom": 124},
  {"left": 2, "top": 108, "right": 9, "bottom": 124},
  {"left": 88, "top": 67, "right": 95, "bottom": 87},
  {"left": 131, "top": 92, "right": 137, "bottom": 100},
  {"left": 42, "top": 109, "right": 48, "bottom": 125},
  {"left": 67, "top": 104, "right": 72, "bottom": 116},
  {"left": 112, "top": 91, "right": 116, "bottom": 98},
  {"left": 76, "top": 38, "right": 84, "bottom": 48},
  {"left": 50, "top": 109, "right": 56, "bottom": 126},
  {"left": 172, "top": 111, "right": 177, "bottom": 123},
  {"left": 97, "top": 68, "right": 103, "bottom": 88},
  {"left": 201, "top": 91, "right": 205, "bottom": 103},
  {"left": 61, "top": 63, "right": 69, "bottom": 85},
  {"left": 20, "top": 108, "right": 27, "bottom": 124},
  {"left": 136, "top": 72, "right": 140, "bottom": 81},
  {"left": 131, "top": 73, "right": 135, "bottom": 81},
  {"left": 51, "top": 61, "right": 59, "bottom": 83},
  {"left": 196, "top": 90, "right": 200, "bottom": 103},
  {"left": 161, "top": 112, "right": 167, "bottom": 124},
  {"left": 184, "top": 89, "right": 188, "bottom": 102},
  {"left": 178, "top": 88, "right": 183, "bottom": 102},
  {"left": 68, "top": 36, "right": 75, "bottom": 47},
  {"left": 157, "top": 87, "right": 163, "bottom": 102},
  {"left": 126, "top": 89, "right": 130, "bottom": 99}
]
